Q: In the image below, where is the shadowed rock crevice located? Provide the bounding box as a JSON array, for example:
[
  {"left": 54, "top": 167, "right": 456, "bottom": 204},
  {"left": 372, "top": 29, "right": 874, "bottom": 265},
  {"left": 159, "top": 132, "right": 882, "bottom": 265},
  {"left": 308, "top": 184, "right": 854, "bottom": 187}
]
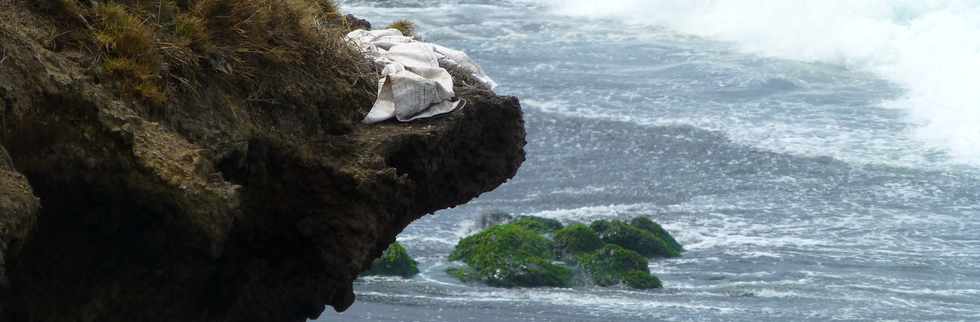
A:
[{"left": 0, "top": 145, "right": 38, "bottom": 319}]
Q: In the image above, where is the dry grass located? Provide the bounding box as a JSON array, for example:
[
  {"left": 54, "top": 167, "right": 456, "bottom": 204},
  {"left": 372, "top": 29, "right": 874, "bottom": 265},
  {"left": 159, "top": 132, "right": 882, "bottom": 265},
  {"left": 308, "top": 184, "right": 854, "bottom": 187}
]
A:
[
  {"left": 91, "top": 3, "right": 166, "bottom": 104},
  {"left": 35, "top": 0, "right": 374, "bottom": 110},
  {"left": 386, "top": 19, "right": 417, "bottom": 37}
]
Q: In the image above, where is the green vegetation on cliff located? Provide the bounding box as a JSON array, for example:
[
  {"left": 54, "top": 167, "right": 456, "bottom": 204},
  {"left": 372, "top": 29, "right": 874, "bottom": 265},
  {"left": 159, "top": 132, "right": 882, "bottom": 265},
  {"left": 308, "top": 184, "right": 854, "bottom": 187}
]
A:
[
  {"left": 34, "top": 0, "right": 370, "bottom": 111},
  {"left": 364, "top": 242, "right": 419, "bottom": 278}
]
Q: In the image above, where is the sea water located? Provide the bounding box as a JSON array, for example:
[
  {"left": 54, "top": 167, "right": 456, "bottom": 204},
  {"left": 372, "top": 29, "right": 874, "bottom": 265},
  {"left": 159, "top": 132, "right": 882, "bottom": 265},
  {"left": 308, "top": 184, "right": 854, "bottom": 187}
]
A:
[{"left": 320, "top": 1, "right": 980, "bottom": 321}]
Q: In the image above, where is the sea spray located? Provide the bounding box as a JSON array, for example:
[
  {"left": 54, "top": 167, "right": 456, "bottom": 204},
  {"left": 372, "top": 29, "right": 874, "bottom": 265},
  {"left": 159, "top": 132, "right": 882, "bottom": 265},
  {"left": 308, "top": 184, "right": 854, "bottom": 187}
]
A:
[{"left": 544, "top": 0, "right": 980, "bottom": 164}]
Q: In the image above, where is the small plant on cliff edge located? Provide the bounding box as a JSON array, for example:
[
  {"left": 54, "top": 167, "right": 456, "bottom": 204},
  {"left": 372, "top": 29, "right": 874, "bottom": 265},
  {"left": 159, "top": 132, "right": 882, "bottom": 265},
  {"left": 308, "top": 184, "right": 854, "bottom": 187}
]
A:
[
  {"left": 386, "top": 19, "right": 417, "bottom": 37},
  {"left": 93, "top": 3, "right": 167, "bottom": 105}
]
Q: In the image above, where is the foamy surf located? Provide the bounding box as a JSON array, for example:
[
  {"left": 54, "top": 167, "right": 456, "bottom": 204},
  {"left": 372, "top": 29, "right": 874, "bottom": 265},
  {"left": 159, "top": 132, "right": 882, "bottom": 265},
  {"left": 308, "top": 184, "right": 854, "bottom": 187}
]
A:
[
  {"left": 544, "top": 0, "right": 980, "bottom": 165},
  {"left": 327, "top": 1, "right": 980, "bottom": 321}
]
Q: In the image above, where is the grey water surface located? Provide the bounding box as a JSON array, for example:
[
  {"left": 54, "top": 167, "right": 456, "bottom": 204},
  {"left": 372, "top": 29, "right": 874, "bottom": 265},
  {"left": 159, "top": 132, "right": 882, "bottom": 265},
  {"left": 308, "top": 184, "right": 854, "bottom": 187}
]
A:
[{"left": 320, "top": 1, "right": 980, "bottom": 321}]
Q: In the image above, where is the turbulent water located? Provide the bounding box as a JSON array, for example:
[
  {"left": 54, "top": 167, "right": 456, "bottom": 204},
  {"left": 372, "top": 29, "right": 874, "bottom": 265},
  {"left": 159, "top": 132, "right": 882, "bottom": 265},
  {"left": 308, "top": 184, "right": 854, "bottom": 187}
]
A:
[{"left": 320, "top": 1, "right": 980, "bottom": 321}]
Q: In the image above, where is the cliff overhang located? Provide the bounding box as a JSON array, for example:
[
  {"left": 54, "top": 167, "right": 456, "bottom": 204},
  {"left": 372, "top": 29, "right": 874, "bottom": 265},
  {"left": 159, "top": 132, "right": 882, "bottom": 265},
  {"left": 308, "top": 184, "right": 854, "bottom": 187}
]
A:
[{"left": 0, "top": 1, "right": 526, "bottom": 321}]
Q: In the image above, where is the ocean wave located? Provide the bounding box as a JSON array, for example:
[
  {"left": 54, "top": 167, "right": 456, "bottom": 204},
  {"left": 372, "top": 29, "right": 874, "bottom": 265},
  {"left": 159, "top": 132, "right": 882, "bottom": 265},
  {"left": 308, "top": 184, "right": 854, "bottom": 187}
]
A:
[{"left": 541, "top": 0, "right": 980, "bottom": 165}]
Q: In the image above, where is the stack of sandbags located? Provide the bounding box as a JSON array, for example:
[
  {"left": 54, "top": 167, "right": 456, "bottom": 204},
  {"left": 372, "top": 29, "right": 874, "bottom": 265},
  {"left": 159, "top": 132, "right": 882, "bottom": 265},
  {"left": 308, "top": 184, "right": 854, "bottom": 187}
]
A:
[{"left": 347, "top": 29, "right": 498, "bottom": 124}]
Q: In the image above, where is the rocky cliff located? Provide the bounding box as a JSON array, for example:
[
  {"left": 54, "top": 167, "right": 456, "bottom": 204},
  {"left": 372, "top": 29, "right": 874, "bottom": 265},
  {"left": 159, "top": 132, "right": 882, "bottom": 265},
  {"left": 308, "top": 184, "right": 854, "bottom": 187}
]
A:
[{"left": 0, "top": 1, "right": 525, "bottom": 321}]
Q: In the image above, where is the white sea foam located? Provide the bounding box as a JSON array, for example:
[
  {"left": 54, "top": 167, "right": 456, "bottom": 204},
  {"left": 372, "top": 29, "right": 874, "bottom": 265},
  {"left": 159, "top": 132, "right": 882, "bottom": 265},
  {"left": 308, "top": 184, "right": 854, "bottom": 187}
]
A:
[
  {"left": 519, "top": 203, "right": 661, "bottom": 223},
  {"left": 541, "top": 0, "right": 980, "bottom": 164}
]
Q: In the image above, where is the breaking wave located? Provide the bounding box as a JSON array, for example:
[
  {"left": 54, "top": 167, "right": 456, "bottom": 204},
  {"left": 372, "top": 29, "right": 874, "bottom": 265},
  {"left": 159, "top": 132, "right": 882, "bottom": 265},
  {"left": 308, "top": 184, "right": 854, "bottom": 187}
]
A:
[{"left": 543, "top": 0, "right": 980, "bottom": 164}]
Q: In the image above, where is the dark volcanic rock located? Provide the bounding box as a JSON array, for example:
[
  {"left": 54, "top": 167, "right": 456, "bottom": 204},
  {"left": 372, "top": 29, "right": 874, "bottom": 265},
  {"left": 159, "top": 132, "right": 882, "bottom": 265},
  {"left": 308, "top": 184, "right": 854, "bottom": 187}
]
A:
[
  {"left": 0, "top": 3, "right": 525, "bottom": 322},
  {"left": 345, "top": 14, "right": 372, "bottom": 30}
]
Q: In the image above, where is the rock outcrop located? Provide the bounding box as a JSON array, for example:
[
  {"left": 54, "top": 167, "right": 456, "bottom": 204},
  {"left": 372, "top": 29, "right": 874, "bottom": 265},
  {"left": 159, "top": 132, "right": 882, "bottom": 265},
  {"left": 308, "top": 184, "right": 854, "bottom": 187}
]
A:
[
  {"left": 0, "top": 146, "right": 39, "bottom": 319},
  {"left": 0, "top": 2, "right": 525, "bottom": 322},
  {"left": 362, "top": 242, "right": 419, "bottom": 278},
  {"left": 447, "top": 216, "right": 678, "bottom": 290}
]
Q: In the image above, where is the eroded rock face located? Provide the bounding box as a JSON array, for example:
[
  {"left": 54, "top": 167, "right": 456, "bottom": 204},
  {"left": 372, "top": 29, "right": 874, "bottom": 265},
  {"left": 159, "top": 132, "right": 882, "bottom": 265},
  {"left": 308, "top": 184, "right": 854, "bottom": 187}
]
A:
[
  {"left": 0, "top": 3, "right": 525, "bottom": 322},
  {"left": 0, "top": 146, "right": 39, "bottom": 319}
]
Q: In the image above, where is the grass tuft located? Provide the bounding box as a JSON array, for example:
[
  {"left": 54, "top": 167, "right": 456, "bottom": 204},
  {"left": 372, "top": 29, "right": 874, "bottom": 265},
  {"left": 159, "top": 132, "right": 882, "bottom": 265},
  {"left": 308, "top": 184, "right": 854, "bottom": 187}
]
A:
[
  {"left": 173, "top": 13, "right": 209, "bottom": 49},
  {"left": 311, "top": 0, "right": 343, "bottom": 27},
  {"left": 386, "top": 19, "right": 417, "bottom": 37},
  {"left": 91, "top": 3, "right": 164, "bottom": 105}
]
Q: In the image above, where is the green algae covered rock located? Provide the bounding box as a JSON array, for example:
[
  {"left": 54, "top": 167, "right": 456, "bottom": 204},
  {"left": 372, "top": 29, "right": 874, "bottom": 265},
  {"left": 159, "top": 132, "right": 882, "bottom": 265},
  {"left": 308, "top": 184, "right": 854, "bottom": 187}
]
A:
[
  {"left": 630, "top": 217, "right": 683, "bottom": 253},
  {"left": 448, "top": 217, "right": 679, "bottom": 289},
  {"left": 554, "top": 224, "right": 603, "bottom": 255},
  {"left": 577, "top": 244, "right": 649, "bottom": 286},
  {"left": 448, "top": 224, "right": 572, "bottom": 287},
  {"left": 510, "top": 216, "right": 564, "bottom": 234},
  {"left": 446, "top": 266, "right": 481, "bottom": 283},
  {"left": 622, "top": 270, "right": 663, "bottom": 289},
  {"left": 478, "top": 210, "right": 514, "bottom": 230},
  {"left": 364, "top": 242, "right": 420, "bottom": 278},
  {"left": 590, "top": 220, "right": 681, "bottom": 258}
]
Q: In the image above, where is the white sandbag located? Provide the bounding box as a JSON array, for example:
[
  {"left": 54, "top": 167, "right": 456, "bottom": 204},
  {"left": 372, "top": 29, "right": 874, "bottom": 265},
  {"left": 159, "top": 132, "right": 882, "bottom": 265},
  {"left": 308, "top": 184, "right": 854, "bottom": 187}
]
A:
[
  {"left": 346, "top": 29, "right": 497, "bottom": 124},
  {"left": 363, "top": 62, "right": 459, "bottom": 124},
  {"left": 432, "top": 44, "right": 498, "bottom": 90},
  {"left": 347, "top": 29, "right": 413, "bottom": 52}
]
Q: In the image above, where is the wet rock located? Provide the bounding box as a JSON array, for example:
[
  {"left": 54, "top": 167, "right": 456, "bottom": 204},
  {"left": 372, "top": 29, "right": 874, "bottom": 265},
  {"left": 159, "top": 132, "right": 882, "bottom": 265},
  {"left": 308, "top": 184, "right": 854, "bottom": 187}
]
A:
[
  {"left": 363, "top": 242, "right": 419, "bottom": 278},
  {"left": 477, "top": 210, "right": 513, "bottom": 230},
  {"left": 554, "top": 224, "right": 602, "bottom": 256},
  {"left": 631, "top": 216, "right": 683, "bottom": 253},
  {"left": 622, "top": 270, "right": 662, "bottom": 289},
  {"left": 345, "top": 14, "right": 372, "bottom": 30},
  {"left": 510, "top": 216, "right": 563, "bottom": 234},
  {"left": 448, "top": 224, "right": 572, "bottom": 287},
  {"left": 590, "top": 219, "right": 681, "bottom": 258},
  {"left": 576, "top": 244, "right": 650, "bottom": 287}
]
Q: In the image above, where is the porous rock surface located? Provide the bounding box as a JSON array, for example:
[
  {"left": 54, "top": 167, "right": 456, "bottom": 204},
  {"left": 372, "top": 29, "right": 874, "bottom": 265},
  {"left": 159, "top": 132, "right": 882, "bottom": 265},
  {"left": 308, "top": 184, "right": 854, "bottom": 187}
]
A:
[{"left": 0, "top": 3, "right": 525, "bottom": 322}]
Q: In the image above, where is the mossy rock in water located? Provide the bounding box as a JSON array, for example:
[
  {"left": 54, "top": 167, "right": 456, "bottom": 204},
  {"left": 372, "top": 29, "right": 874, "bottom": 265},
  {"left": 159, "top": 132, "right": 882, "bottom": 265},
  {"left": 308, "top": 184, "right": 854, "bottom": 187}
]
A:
[
  {"left": 510, "top": 216, "right": 564, "bottom": 234},
  {"left": 622, "top": 270, "right": 663, "bottom": 289},
  {"left": 630, "top": 217, "right": 683, "bottom": 253},
  {"left": 449, "top": 224, "right": 572, "bottom": 287},
  {"left": 577, "top": 244, "right": 649, "bottom": 287},
  {"left": 446, "top": 266, "right": 481, "bottom": 283},
  {"left": 363, "top": 242, "right": 419, "bottom": 278},
  {"left": 478, "top": 210, "right": 513, "bottom": 230},
  {"left": 590, "top": 220, "right": 681, "bottom": 258},
  {"left": 554, "top": 224, "right": 602, "bottom": 255}
]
